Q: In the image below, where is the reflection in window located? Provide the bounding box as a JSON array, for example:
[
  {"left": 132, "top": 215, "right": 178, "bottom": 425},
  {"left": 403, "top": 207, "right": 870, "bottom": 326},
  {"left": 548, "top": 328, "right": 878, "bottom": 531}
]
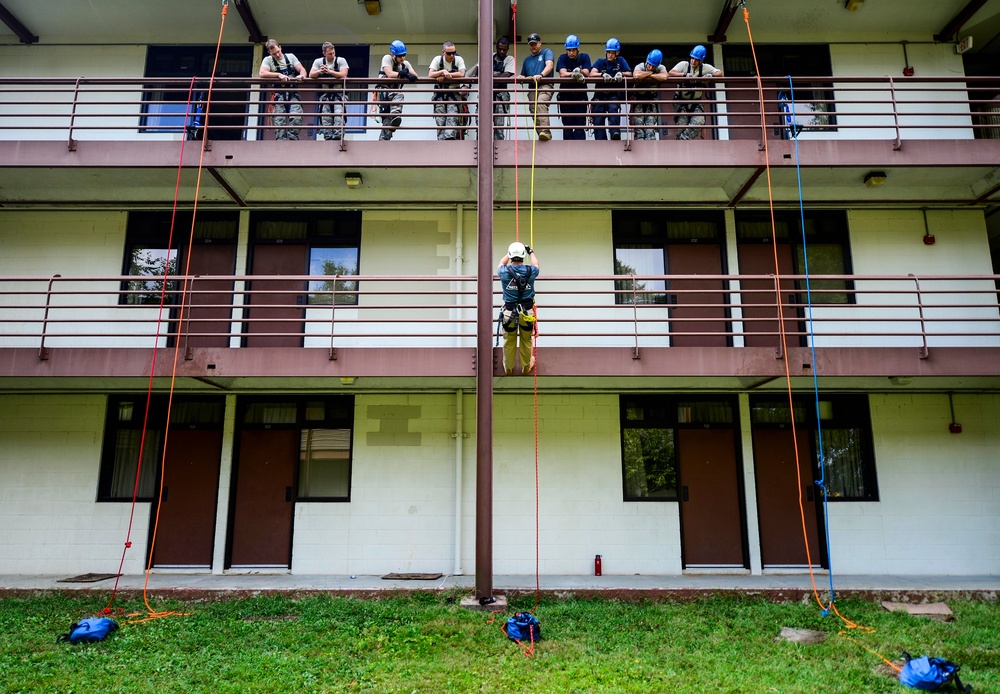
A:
[
  {"left": 622, "top": 428, "right": 677, "bottom": 500},
  {"left": 615, "top": 246, "right": 667, "bottom": 305},
  {"left": 308, "top": 247, "right": 359, "bottom": 305},
  {"left": 126, "top": 247, "right": 178, "bottom": 305},
  {"left": 821, "top": 428, "right": 871, "bottom": 500},
  {"left": 299, "top": 429, "right": 351, "bottom": 499}
]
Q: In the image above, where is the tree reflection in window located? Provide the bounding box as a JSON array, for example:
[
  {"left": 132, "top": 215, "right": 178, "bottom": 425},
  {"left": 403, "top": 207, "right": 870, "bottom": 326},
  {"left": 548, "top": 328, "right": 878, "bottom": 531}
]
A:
[
  {"left": 622, "top": 428, "right": 677, "bottom": 499},
  {"left": 126, "top": 246, "right": 178, "bottom": 305},
  {"left": 615, "top": 248, "right": 667, "bottom": 305},
  {"left": 308, "top": 247, "right": 359, "bottom": 305}
]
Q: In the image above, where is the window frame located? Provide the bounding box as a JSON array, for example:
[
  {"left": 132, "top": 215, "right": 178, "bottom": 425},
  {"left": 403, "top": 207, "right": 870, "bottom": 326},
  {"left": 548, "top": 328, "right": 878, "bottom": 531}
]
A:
[
  {"left": 237, "top": 395, "right": 355, "bottom": 503},
  {"left": 620, "top": 394, "right": 738, "bottom": 502},
  {"left": 749, "top": 393, "right": 879, "bottom": 502}
]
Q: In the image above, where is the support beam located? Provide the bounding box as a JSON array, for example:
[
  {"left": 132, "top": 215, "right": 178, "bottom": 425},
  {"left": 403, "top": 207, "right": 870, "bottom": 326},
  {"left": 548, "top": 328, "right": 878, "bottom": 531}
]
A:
[
  {"left": 708, "top": 0, "right": 739, "bottom": 43},
  {"left": 0, "top": 2, "right": 38, "bottom": 44},
  {"left": 934, "top": 0, "right": 988, "bottom": 42},
  {"left": 232, "top": 0, "right": 266, "bottom": 44},
  {"left": 207, "top": 167, "right": 248, "bottom": 207},
  {"left": 475, "top": 0, "right": 496, "bottom": 603}
]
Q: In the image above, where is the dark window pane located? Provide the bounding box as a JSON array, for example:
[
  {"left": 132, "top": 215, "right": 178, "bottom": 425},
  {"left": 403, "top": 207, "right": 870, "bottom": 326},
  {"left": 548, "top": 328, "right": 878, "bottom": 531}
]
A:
[
  {"left": 795, "top": 243, "right": 848, "bottom": 304},
  {"left": 109, "top": 429, "right": 160, "bottom": 498},
  {"left": 821, "top": 428, "right": 870, "bottom": 500},
  {"left": 299, "top": 429, "right": 351, "bottom": 499},
  {"left": 623, "top": 428, "right": 677, "bottom": 499},
  {"left": 244, "top": 402, "right": 297, "bottom": 425}
]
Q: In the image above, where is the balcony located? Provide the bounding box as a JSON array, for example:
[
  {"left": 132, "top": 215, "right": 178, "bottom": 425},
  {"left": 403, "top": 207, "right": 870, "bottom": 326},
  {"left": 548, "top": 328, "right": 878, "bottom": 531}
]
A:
[
  {"left": 2, "top": 272, "right": 998, "bottom": 392},
  {"left": 0, "top": 76, "right": 998, "bottom": 208}
]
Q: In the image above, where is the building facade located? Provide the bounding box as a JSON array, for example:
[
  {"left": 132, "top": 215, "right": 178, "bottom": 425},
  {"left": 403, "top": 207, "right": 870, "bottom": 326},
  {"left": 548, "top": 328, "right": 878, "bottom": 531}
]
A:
[{"left": 1, "top": 1, "right": 999, "bottom": 582}]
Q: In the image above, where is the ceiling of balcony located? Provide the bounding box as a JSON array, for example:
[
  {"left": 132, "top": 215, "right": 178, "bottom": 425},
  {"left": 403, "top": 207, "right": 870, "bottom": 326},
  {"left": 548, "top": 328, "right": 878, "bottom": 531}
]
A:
[{"left": 1, "top": 0, "right": 999, "bottom": 55}]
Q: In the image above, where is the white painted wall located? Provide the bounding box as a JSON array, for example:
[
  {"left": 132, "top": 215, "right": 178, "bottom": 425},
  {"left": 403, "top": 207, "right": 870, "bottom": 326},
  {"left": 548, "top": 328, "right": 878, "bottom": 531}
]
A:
[
  {"left": 826, "top": 43, "right": 973, "bottom": 142},
  {"left": 0, "top": 45, "right": 185, "bottom": 142},
  {"left": 828, "top": 393, "right": 1000, "bottom": 575},
  {"left": 0, "top": 395, "right": 150, "bottom": 574}
]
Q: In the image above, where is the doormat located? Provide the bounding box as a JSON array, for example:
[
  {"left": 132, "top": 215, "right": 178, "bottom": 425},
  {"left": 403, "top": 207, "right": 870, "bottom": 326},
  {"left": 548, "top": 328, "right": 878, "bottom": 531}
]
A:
[
  {"left": 57, "top": 573, "right": 119, "bottom": 583},
  {"left": 381, "top": 572, "right": 444, "bottom": 580}
]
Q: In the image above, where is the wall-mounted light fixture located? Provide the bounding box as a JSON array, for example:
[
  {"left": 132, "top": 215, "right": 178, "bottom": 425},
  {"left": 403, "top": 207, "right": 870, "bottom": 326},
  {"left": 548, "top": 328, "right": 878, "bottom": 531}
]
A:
[
  {"left": 888, "top": 376, "right": 912, "bottom": 386},
  {"left": 345, "top": 172, "right": 363, "bottom": 189},
  {"left": 359, "top": 0, "right": 381, "bottom": 15},
  {"left": 863, "top": 171, "right": 887, "bottom": 188},
  {"left": 340, "top": 376, "right": 357, "bottom": 385},
  {"left": 844, "top": 0, "right": 863, "bottom": 10}
]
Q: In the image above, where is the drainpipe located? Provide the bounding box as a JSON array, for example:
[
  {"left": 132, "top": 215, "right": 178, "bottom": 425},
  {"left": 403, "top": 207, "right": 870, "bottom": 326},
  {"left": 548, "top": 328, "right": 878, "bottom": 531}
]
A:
[
  {"left": 453, "top": 389, "right": 465, "bottom": 575},
  {"left": 453, "top": 206, "right": 465, "bottom": 576}
]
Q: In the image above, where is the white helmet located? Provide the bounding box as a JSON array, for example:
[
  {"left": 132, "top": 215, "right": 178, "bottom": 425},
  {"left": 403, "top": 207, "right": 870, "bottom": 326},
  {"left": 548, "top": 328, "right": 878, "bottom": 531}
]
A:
[{"left": 508, "top": 241, "right": 526, "bottom": 260}]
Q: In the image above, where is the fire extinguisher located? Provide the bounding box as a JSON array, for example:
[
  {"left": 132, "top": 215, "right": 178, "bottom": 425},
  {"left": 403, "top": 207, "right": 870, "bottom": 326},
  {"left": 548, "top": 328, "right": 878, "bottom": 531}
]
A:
[{"left": 595, "top": 554, "right": 602, "bottom": 576}]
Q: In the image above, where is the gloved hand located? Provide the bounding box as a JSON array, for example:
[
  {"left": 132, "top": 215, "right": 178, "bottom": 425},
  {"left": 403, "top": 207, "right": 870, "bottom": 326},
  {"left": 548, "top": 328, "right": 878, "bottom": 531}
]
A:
[
  {"left": 493, "top": 71, "right": 502, "bottom": 77},
  {"left": 603, "top": 72, "right": 613, "bottom": 82},
  {"left": 404, "top": 70, "right": 418, "bottom": 83},
  {"left": 524, "top": 246, "right": 533, "bottom": 254},
  {"left": 572, "top": 67, "right": 585, "bottom": 83},
  {"left": 614, "top": 72, "right": 624, "bottom": 82}
]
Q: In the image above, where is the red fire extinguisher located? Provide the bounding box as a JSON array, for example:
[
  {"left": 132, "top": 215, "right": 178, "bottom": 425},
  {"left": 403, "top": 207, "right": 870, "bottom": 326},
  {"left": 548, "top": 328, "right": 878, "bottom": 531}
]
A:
[{"left": 595, "top": 554, "right": 602, "bottom": 576}]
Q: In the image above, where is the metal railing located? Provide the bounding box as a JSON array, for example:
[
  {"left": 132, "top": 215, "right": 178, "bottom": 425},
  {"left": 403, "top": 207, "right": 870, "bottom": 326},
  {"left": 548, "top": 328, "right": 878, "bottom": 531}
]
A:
[
  {"left": 2, "top": 273, "right": 997, "bottom": 356},
  {"left": 1, "top": 75, "right": 998, "bottom": 144}
]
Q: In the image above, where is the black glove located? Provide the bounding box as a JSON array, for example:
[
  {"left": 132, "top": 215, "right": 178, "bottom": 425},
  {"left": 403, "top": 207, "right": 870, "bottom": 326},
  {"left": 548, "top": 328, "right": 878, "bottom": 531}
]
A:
[
  {"left": 400, "top": 68, "right": 418, "bottom": 83},
  {"left": 524, "top": 246, "right": 533, "bottom": 255}
]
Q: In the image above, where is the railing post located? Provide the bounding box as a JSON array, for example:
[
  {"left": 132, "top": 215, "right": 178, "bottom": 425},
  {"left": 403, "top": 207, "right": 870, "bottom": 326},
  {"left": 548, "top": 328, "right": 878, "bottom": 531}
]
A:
[
  {"left": 909, "top": 273, "right": 930, "bottom": 359},
  {"left": 888, "top": 76, "right": 902, "bottom": 150},
  {"left": 328, "top": 275, "right": 338, "bottom": 361},
  {"left": 67, "top": 78, "right": 81, "bottom": 151},
  {"left": 38, "top": 274, "right": 61, "bottom": 360},
  {"left": 631, "top": 274, "right": 640, "bottom": 359},
  {"left": 771, "top": 274, "right": 784, "bottom": 359},
  {"left": 183, "top": 276, "right": 196, "bottom": 360}
]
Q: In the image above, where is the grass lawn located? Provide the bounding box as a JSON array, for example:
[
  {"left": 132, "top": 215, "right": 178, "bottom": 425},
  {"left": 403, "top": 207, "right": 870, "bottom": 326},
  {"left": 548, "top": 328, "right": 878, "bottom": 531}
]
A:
[{"left": 1, "top": 591, "right": 996, "bottom": 693}]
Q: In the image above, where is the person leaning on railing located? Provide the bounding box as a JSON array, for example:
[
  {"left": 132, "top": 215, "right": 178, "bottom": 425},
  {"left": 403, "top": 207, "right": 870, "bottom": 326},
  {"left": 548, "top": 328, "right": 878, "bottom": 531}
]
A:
[
  {"left": 518, "top": 33, "right": 555, "bottom": 141},
  {"left": 376, "top": 39, "right": 417, "bottom": 141},
  {"left": 668, "top": 44, "right": 723, "bottom": 141},
  {"left": 631, "top": 49, "right": 668, "bottom": 141},
  {"left": 259, "top": 39, "right": 307, "bottom": 141},
  {"left": 428, "top": 41, "right": 468, "bottom": 140},
  {"left": 466, "top": 37, "right": 516, "bottom": 141},
  {"left": 309, "top": 42, "right": 349, "bottom": 142}
]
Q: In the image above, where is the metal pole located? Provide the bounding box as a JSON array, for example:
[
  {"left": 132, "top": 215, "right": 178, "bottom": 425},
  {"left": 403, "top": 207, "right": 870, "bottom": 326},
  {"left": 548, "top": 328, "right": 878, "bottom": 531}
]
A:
[{"left": 474, "top": 0, "right": 496, "bottom": 601}]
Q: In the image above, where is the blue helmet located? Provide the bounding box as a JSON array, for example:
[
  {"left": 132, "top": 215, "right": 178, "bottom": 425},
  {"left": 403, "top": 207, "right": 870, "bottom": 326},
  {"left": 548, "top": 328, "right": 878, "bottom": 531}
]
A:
[
  {"left": 564, "top": 34, "right": 580, "bottom": 49},
  {"left": 646, "top": 49, "right": 663, "bottom": 68},
  {"left": 690, "top": 44, "right": 707, "bottom": 61},
  {"left": 390, "top": 40, "right": 407, "bottom": 56},
  {"left": 605, "top": 38, "right": 621, "bottom": 52}
]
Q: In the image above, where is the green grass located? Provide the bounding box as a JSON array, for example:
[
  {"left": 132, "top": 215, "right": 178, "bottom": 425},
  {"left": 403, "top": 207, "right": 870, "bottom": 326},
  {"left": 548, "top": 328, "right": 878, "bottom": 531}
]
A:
[{"left": 1, "top": 592, "right": 997, "bottom": 693}]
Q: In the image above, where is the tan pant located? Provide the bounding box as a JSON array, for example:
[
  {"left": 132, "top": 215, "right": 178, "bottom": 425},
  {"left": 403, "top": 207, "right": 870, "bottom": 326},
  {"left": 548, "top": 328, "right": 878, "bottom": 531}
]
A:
[
  {"left": 527, "top": 84, "right": 553, "bottom": 139},
  {"left": 503, "top": 309, "right": 535, "bottom": 374}
]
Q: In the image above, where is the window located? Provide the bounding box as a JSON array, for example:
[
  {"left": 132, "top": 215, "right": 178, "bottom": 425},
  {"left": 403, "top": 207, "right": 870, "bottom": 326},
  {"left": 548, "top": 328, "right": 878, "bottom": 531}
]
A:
[
  {"left": 620, "top": 395, "right": 736, "bottom": 501},
  {"left": 749, "top": 394, "right": 878, "bottom": 502},
  {"left": 250, "top": 212, "right": 361, "bottom": 306},
  {"left": 613, "top": 211, "right": 725, "bottom": 305},
  {"left": 737, "top": 210, "right": 853, "bottom": 304},
  {"left": 238, "top": 395, "right": 355, "bottom": 501},
  {"left": 120, "top": 212, "right": 238, "bottom": 306},
  {"left": 98, "top": 395, "right": 223, "bottom": 501}
]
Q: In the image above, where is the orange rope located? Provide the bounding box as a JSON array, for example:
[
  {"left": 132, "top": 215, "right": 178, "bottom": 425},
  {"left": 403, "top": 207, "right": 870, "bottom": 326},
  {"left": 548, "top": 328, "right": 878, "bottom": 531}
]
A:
[{"left": 741, "top": 4, "right": 897, "bottom": 672}]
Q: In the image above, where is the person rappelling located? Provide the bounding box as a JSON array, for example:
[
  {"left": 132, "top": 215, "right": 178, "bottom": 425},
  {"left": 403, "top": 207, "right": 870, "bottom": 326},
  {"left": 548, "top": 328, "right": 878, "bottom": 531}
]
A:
[{"left": 497, "top": 241, "right": 539, "bottom": 375}]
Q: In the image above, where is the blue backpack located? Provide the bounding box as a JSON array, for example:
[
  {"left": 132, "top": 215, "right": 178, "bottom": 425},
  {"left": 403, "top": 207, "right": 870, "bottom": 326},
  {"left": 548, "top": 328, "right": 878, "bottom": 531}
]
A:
[
  {"left": 57, "top": 617, "right": 119, "bottom": 644},
  {"left": 505, "top": 612, "right": 541, "bottom": 643},
  {"left": 899, "top": 653, "right": 971, "bottom": 692}
]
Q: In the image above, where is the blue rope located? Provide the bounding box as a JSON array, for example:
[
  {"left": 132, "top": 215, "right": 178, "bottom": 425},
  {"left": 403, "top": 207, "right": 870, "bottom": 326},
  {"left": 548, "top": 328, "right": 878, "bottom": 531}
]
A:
[{"left": 787, "top": 75, "right": 836, "bottom": 612}]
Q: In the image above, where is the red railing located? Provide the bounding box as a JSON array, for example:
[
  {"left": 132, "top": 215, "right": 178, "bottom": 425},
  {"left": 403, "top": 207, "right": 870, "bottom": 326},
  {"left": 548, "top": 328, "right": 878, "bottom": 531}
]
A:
[
  {"left": 2, "top": 273, "right": 998, "bottom": 356},
  {"left": 1, "top": 75, "right": 998, "bottom": 144}
]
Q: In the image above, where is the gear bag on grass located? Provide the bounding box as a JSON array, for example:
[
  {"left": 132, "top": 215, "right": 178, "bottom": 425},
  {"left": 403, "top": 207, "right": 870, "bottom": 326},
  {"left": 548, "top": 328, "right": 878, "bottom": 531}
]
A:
[
  {"left": 505, "top": 612, "right": 541, "bottom": 642},
  {"left": 57, "top": 617, "right": 119, "bottom": 644},
  {"left": 899, "top": 652, "right": 972, "bottom": 692}
]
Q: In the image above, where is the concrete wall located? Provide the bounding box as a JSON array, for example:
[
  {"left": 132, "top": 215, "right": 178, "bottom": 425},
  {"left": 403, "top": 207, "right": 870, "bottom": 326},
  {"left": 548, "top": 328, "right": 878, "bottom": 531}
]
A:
[
  {"left": 0, "top": 394, "right": 150, "bottom": 574},
  {"left": 828, "top": 393, "right": 1000, "bottom": 575}
]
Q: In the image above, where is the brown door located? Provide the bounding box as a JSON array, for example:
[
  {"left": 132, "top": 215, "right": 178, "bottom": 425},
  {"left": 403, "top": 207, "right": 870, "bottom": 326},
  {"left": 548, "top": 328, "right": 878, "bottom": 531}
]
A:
[
  {"left": 185, "top": 244, "right": 236, "bottom": 348},
  {"left": 151, "top": 429, "right": 222, "bottom": 568},
  {"left": 753, "top": 428, "right": 822, "bottom": 567},
  {"left": 724, "top": 79, "right": 782, "bottom": 142},
  {"left": 668, "top": 244, "right": 728, "bottom": 347},
  {"left": 245, "top": 244, "right": 308, "bottom": 347},
  {"left": 678, "top": 429, "right": 744, "bottom": 567},
  {"left": 738, "top": 243, "right": 800, "bottom": 348},
  {"left": 230, "top": 429, "right": 298, "bottom": 567}
]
